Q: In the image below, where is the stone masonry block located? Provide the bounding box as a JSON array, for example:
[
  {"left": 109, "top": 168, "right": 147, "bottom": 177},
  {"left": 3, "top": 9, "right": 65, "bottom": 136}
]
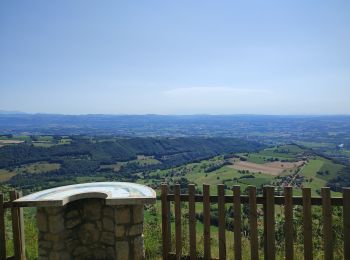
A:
[
  {"left": 103, "top": 217, "right": 114, "bottom": 231},
  {"left": 37, "top": 208, "right": 48, "bottom": 232},
  {"left": 115, "top": 206, "right": 130, "bottom": 224},
  {"left": 128, "top": 223, "right": 143, "bottom": 236},
  {"left": 48, "top": 214, "right": 64, "bottom": 234},
  {"left": 133, "top": 205, "right": 144, "bottom": 224},
  {"left": 83, "top": 199, "right": 102, "bottom": 220},
  {"left": 103, "top": 207, "right": 114, "bottom": 218},
  {"left": 115, "top": 225, "right": 125, "bottom": 238},
  {"left": 116, "top": 240, "right": 129, "bottom": 260}
]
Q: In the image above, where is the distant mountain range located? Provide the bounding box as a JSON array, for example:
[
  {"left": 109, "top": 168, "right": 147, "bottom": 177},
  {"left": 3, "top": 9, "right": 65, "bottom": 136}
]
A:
[
  {"left": 0, "top": 110, "right": 26, "bottom": 115},
  {"left": 0, "top": 113, "right": 349, "bottom": 140},
  {"left": 0, "top": 113, "right": 350, "bottom": 163}
]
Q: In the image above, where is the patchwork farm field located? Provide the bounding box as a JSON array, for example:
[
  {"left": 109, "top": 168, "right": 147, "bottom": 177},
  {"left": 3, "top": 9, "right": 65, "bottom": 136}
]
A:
[
  {"left": 142, "top": 144, "right": 345, "bottom": 196},
  {"left": 0, "top": 136, "right": 349, "bottom": 259},
  {"left": 229, "top": 159, "right": 305, "bottom": 176},
  {"left": 0, "top": 139, "right": 24, "bottom": 144},
  {"left": 100, "top": 156, "right": 161, "bottom": 172},
  {"left": 0, "top": 138, "right": 345, "bottom": 196},
  {"left": 0, "top": 162, "right": 61, "bottom": 183}
]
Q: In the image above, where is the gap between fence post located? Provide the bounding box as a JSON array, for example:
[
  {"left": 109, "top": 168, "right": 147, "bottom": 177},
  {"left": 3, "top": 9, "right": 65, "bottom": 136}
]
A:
[
  {"left": 174, "top": 184, "right": 182, "bottom": 260},
  {"left": 161, "top": 184, "right": 169, "bottom": 260},
  {"left": 321, "top": 187, "right": 333, "bottom": 260},
  {"left": 284, "top": 186, "right": 294, "bottom": 260},
  {"left": 343, "top": 188, "right": 350, "bottom": 260}
]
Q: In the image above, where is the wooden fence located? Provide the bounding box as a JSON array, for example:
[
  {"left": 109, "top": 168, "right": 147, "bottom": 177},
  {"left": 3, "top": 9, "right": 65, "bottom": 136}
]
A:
[
  {"left": 161, "top": 184, "right": 350, "bottom": 260},
  {"left": 0, "top": 191, "right": 26, "bottom": 260}
]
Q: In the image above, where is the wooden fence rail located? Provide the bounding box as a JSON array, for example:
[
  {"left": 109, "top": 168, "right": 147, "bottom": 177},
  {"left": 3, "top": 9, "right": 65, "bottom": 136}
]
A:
[
  {"left": 161, "top": 184, "right": 350, "bottom": 260},
  {"left": 0, "top": 191, "right": 26, "bottom": 260}
]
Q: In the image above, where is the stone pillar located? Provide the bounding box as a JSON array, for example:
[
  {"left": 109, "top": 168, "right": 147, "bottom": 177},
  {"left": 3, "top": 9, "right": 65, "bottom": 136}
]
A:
[{"left": 36, "top": 199, "right": 145, "bottom": 260}]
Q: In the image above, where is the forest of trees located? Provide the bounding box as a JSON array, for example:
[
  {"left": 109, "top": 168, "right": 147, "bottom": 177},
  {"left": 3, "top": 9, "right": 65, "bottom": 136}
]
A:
[
  {"left": 0, "top": 137, "right": 265, "bottom": 168},
  {"left": 1, "top": 136, "right": 265, "bottom": 190}
]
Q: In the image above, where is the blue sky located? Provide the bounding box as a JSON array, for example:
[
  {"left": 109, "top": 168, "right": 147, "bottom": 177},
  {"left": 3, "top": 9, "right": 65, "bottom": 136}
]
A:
[{"left": 0, "top": 0, "right": 349, "bottom": 115}]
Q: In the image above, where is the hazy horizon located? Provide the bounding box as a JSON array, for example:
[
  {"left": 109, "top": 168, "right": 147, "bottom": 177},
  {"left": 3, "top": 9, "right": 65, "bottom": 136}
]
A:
[
  {"left": 1, "top": 109, "right": 350, "bottom": 117},
  {"left": 1, "top": 1, "right": 350, "bottom": 115}
]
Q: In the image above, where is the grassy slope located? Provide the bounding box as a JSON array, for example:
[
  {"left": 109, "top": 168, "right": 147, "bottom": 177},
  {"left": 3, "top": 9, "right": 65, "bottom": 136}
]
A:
[
  {"left": 146, "top": 197, "right": 314, "bottom": 259},
  {"left": 239, "top": 144, "right": 304, "bottom": 164},
  {"left": 0, "top": 169, "right": 16, "bottom": 182},
  {"left": 1, "top": 144, "right": 347, "bottom": 259},
  {"left": 101, "top": 157, "right": 161, "bottom": 172},
  {"left": 187, "top": 166, "right": 273, "bottom": 194},
  {"left": 0, "top": 162, "right": 61, "bottom": 183},
  {"left": 298, "top": 159, "right": 325, "bottom": 195},
  {"left": 318, "top": 159, "right": 344, "bottom": 181}
]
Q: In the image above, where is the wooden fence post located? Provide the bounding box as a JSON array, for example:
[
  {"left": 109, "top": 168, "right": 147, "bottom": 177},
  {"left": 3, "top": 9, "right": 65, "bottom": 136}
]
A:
[
  {"left": 302, "top": 188, "right": 312, "bottom": 260},
  {"left": 167, "top": 199, "right": 171, "bottom": 253},
  {"left": 0, "top": 193, "right": 6, "bottom": 260},
  {"left": 343, "top": 188, "right": 350, "bottom": 260},
  {"left": 188, "top": 184, "right": 197, "bottom": 260},
  {"left": 161, "top": 184, "right": 169, "bottom": 260},
  {"left": 10, "top": 190, "right": 20, "bottom": 260},
  {"left": 160, "top": 184, "right": 349, "bottom": 260},
  {"left": 17, "top": 192, "right": 25, "bottom": 260},
  {"left": 10, "top": 190, "right": 26, "bottom": 260}
]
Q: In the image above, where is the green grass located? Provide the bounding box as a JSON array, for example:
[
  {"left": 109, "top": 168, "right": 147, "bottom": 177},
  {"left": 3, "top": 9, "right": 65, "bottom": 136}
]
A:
[
  {"left": 186, "top": 166, "right": 274, "bottom": 194},
  {"left": 76, "top": 176, "right": 107, "bottom": 182},
  {"left": 342, "top": 149, "right": 350, "bottom": 155},
  {"left": 32, "top": 142, "right": 54, "bottom": 147},
  {"left": 135, "top": 157, "right": 161, "bottom": 166},
  {"left": 58, "top": 138, "right": 72, "bottom": 145},
  {"left": 20, "top": 162, "right": 61, "bottom": 174},
  {"left": 1, "top": 143, "right": 347, "bottom": 259},
  {"left": 0, "top": 162, "right": 61, "bottom": 183},
  {"left": 159, "top": 199, "right": 327, "bottom": 259},
  {"left": 297, "top": 158, "right": 342, "bottom": 195},
  {"left": 0, "top": 169, "right": 16, "bottom": 182},
  {"left": 1, "top": 152, "right": 346, "bottom": 259},
  {"left": 238, "top": 144, "right": 305, "bottom": 164},
  {"left": 318, "top": 159, "right": 344, "bottom": 181},
  {"left": 101, "top": 157, "right": 161, "bottom": 172},
  {"left": 242, "top": 153, "right": 269, "bottom": 164},
  {"left": 239, "top": 176, "right": 273, "bottom": 186},
  {"left": 259, "top": 145, "right": 304, "bottom": 158},
  {"left": 296, "top": 141, "right": 333, "bottom": 149},
  {"left": 146, "top": 148, "right": 343, "bottom": 198},
  {"left": 297, "top": 159, "right": 326, "bottom": 195},
  {"left": 36, "top": 136, "right": 54, "bottom": 142},
  {"left": 0, "top": 135, "right": 31, "bottom": 141}
]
